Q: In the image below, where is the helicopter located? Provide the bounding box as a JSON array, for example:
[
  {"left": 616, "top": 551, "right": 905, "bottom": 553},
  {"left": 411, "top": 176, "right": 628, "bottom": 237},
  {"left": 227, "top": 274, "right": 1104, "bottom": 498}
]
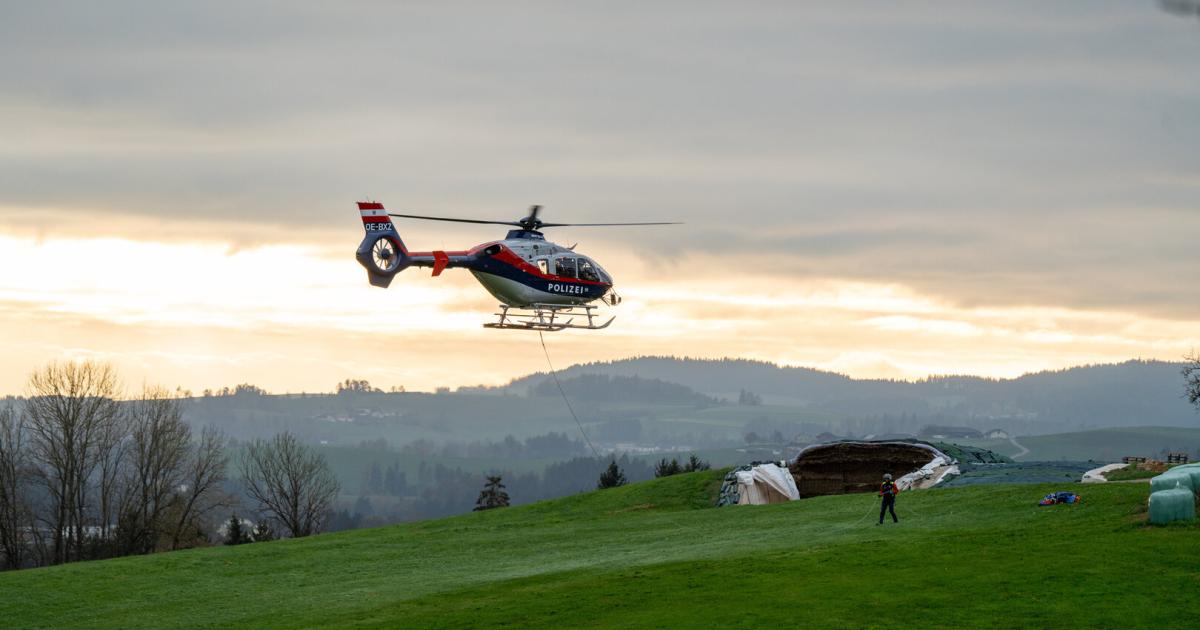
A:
[{"left": 354, "top": 201, "right": 677, "bottom": 331}]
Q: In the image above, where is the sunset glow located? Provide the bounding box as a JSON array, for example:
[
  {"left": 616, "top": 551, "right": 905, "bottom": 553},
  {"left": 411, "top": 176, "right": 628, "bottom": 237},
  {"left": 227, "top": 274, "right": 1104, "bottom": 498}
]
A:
[{"left": 2, "top": 226, "right": 1197, "bottom": 395}]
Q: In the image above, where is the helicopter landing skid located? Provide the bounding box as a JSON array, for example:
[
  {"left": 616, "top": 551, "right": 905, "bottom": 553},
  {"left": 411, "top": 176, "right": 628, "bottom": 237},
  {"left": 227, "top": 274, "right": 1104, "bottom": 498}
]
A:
[{"left": 484, "top": 303, "right": 614, "bottom": 332}]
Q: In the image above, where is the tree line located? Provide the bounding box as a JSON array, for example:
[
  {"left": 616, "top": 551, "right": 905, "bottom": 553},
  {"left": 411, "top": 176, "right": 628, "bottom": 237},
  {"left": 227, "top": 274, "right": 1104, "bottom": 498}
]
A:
[
  {"left": 339, "top": 454, "right": 658, "bottom": 527},
  {"left": 0, "top": 361, "right": 340, "bottom": 571}
]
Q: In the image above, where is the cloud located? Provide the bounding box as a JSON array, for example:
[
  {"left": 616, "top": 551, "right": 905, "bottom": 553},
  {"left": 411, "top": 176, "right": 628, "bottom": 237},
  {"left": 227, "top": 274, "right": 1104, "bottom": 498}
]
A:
[
  {"left": 3, "top": 228, "right": 1197, "bottom": 395},
  {"left": 0, "top": 1, "right": 1198, "bottom": 380}
]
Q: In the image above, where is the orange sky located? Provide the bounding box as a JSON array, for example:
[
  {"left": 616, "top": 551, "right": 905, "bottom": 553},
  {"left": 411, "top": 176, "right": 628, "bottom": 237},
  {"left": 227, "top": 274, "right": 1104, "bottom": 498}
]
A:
[{"left": 1, "top": 217, "right": 1196, "bottom": 395}]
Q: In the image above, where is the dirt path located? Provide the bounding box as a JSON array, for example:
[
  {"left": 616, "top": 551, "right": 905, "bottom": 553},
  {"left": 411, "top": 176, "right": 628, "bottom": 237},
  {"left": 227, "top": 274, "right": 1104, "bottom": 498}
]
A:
[{"left": 1009, "top": 436, "right": 1030, "bottom": 460}]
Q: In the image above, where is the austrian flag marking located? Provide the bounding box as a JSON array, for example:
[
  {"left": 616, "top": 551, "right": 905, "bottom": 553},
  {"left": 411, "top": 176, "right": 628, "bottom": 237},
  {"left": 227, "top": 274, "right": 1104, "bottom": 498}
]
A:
[{"left": 358, "top": 202, "right": 393, "bottom": 228}]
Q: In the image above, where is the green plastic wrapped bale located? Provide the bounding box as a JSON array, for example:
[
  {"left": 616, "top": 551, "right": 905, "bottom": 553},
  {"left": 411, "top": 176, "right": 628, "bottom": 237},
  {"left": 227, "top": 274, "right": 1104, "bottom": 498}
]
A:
[
  {"left": 1179, "top": 466, "right": 1200, "bottom": 491},
  {"left": 1150, "top": 470, "right": 1195, "bottom": 494},
  {"left": 1148, "top": 488, "right": 1196, "bottom": 525}
]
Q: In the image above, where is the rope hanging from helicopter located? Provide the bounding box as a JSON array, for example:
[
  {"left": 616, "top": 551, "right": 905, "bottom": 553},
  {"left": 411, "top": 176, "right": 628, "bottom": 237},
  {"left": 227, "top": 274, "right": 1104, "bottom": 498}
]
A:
[
  {"left": 537, "top": 331, "right": 696, "bottom": 537},
  {"left": 537, "top": 330, "right": 601, "bottom": 459}
]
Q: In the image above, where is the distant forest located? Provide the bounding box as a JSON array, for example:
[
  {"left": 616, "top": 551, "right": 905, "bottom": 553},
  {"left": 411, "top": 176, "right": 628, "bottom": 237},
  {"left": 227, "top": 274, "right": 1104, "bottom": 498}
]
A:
[
  {"left": 3, "top": 355, "right": 1198, "bottom": 560},
  {"left": 164, "top": 357, "right": 1200, "bottom": 455},
  {"left": 330, "top": 452, "right": 655, "bottom": 530},
  {"left": 505, "top": 357, "right": 1199, "bottom": 434}
]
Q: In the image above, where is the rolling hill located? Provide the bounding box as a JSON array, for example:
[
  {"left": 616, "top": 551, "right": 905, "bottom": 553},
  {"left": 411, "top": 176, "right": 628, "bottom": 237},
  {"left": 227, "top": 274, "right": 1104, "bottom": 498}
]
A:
[
  {"left": 177, "top": 358, "right": 1199, "bottom": 451},
  {"left": 506, "top": 357, "right": 1199, "bottom": 433},
  {"left": 953, "top": 426, "right": 1200, "bottom": 462},
  {"left": 2, "top": 471, "right": 1196, "bottom": 628}
]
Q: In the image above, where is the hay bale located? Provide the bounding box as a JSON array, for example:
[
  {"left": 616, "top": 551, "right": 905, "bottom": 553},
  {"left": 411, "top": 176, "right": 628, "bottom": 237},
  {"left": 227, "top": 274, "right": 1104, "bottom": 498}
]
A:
[
  {"left": 789, "top": 440, "right": 950, "bottom": 497},
  {"left": 1149, "top": 488, "right": 1196, "bottom": 525},
  {"left": 1150, "top": 470, "right": 1196, "bottom": 494}
]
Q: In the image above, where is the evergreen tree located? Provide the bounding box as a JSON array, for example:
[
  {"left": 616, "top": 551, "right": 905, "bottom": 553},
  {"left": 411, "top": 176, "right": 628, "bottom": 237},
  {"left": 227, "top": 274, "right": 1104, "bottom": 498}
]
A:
[
  {"left": 224, "top": 515, "right": 247, "bottom": 546},
  {"left": 655, "top": 454, "right": 710, "bottom": 477},
  {"left": 684, "top": 454, "right": 711, "bottom": 472},
  {"left": 367, "top": 462, "right": 383, "bottom": 494},
  {"left": 251, "top": 520, "right": 277, "bottom": 542},
  {"left": 384, "top": 463, "right": 407, "bottom": 496},
  {"left": 654, "top": 458, "right": 682, "bottom": 478},
  {"left": 597, "top": 460, "right": 627, "bottom": 489},
  {"left": 737, "top": 389, "right": 762, "bottom": 406},
  {"left": 473, "top": 475, "right": 511, "bottom": 511}
]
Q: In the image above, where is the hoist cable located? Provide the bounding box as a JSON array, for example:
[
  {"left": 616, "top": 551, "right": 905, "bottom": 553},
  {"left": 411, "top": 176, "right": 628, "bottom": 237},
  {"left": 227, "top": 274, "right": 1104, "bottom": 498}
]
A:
[{"left": 538, "top": 330, "right": 601, "bottom": 460}]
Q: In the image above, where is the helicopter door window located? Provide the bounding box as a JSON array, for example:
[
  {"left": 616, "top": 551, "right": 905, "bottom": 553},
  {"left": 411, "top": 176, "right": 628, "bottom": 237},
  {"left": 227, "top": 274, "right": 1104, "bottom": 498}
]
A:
[
  {"left": 554, "top": 257, "right": 577, "bottom": 278},
  {"left": 578, "top": 259, "right": 600, "bottom": 282},
  {"left": 536, "top": 259, "right": 549, "bottom": 275}
]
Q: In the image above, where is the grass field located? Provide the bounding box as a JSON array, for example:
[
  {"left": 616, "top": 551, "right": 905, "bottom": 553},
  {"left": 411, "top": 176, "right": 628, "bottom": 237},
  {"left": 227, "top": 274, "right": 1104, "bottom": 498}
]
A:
[
  {"left": 1104, "top": 464, "right": 1174, "bottom": 481},
  {"left": 2, "top": 470, "right": 1196, "bottom": 628},
  {"left": 954, "top": 426, "right": 1200, "bottom": 462},
  {"left": 1016, "top": 426, "right": 1200, "bottom": 461}
]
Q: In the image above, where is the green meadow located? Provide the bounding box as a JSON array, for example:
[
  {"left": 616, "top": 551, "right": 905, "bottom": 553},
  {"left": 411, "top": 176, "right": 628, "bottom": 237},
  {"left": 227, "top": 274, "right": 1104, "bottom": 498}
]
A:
[{"left": 2, "top": 470, "right": 1196, "bottom": 628}]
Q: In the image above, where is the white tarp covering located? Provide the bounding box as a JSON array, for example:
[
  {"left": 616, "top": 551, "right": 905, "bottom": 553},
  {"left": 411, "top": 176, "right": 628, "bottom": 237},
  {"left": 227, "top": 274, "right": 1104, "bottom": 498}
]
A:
[
  {"left": 896, "top": 454, "right": 959, "bottom": 491},
  {"left": 1081, "top": 463, "right": 1127, "bottom": 483},
  {"left": 736, "top": 463, "right": 800, "bottom": 504}
]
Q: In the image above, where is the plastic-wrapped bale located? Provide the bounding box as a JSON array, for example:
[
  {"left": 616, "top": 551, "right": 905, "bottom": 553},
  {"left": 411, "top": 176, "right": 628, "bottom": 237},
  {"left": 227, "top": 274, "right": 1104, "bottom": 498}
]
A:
[
  {"left": 715, "top": 465, "right": 752, "bottom": 507},
  {"left": 1148, "top": 487, "right": 1196, "bottom": 525},
  {"left": 789, "top": 441, "right": 955, "bottom": 497},
  {"left": 1150, "top": 470, "right": 1196, "bottom": 495},
  {"left": 1169, "top": 463, "right": 1200, "bottom": 491}
]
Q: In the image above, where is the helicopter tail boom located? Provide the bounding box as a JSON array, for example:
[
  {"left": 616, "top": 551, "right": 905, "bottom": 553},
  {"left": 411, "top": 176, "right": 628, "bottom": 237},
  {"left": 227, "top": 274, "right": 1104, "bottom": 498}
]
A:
[{"left": 355, "top": 201, "right": 412, "bottom": 288}]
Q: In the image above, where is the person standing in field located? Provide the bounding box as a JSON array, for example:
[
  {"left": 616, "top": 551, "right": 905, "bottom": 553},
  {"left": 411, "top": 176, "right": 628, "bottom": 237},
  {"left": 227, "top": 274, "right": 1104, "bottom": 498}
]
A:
[{"left": 878, "top": 473, "right": 899, "bottom": 525}]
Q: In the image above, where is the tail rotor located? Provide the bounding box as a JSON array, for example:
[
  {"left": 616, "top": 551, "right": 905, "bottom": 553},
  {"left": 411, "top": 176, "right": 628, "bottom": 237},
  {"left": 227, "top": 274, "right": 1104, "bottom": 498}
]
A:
[{"left": 355, "top": 201, "right": 411, "bottom": 287}]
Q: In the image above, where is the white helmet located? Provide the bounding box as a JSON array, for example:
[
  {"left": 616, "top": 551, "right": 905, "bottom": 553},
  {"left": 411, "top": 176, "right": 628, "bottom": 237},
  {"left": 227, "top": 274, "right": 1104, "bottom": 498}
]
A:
[{"left": 883, "top": 473, "right": 892, "bottom": 480}]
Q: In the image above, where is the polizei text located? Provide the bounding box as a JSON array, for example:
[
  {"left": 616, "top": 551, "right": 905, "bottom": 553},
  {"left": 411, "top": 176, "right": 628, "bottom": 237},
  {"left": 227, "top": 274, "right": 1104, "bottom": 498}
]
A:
[{"left": 547, "top": 283, "right": 586, "bottom": 294}]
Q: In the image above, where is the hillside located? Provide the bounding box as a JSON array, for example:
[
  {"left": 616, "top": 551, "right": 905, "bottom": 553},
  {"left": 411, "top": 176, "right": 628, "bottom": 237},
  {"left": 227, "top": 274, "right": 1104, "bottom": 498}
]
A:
[
  {"left": 172, "top": 359, "right": 1199, "bottom": 453},
  {"left": 2, "top": 472, "right": 1197, "bottom": 628},
  {"left": 506, "top": 357, "right": 1198, "bottom": 433},
  {"left": 953, "top": 426, "right": 1200, "bottom": 462}
]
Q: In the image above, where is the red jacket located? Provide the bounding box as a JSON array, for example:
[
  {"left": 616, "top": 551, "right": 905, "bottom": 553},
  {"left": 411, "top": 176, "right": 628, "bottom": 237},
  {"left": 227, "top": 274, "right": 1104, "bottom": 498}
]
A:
[{"left": 879, "top": 480, "right": 899, "bottom": 496}]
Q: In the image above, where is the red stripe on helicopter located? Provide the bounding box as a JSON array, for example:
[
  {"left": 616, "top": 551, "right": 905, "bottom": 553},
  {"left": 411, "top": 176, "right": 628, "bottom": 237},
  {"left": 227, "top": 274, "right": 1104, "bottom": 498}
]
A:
[
  {"left": 490, "top": 247, "right": 608, "bottom": 286},
  {"left": 407, "top": 250, "right": 470, "bottom": 257},
  {"left": 357, "top": 202, "right": 385, "bottom": 210}
]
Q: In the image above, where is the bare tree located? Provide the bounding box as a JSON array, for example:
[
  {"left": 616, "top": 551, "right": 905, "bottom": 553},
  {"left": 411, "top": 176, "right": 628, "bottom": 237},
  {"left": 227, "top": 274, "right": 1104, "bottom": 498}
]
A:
[
  {"left": 24, "top": 361, "right": 122, "bottom": 564},
  {"left": 1185, "top": 352, "right": 1200, "bottom": 412},
  {"left": 169, "top": 426, "right": 229, "bottom": 550},
  {"left": 241, "top": 432, "right": 340, "bottom": 538},
  {"left": 0, "top": 404, "right": 36, "bottom": 569},
  {"left": 118, "top": 387, "right": 190, "bottom": 554},
  {"left": 94, "top": 400, "right": 131, "bottom": 557}
]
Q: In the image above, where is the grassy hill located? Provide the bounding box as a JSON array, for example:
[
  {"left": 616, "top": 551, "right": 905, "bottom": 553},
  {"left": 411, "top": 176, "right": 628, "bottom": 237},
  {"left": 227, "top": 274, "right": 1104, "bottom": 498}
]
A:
[
  {"left": 954, "top": 426, "right": 1200, "bottom": 462},
  {"left": 2, "top": 472, "right": 1197, "bottom": 628},
  {"left": 506, "top": 357, "right": 1199, "bottom": 432}
]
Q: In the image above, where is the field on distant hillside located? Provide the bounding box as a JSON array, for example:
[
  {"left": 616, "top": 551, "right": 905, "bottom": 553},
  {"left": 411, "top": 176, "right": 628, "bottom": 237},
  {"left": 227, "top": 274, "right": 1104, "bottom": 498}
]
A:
[
  {"left": 2, "top": 468, "right": 1197, "bottom": 628},
  {"left": 955, "top": 426, "right": 1200, "bottom": 462}
]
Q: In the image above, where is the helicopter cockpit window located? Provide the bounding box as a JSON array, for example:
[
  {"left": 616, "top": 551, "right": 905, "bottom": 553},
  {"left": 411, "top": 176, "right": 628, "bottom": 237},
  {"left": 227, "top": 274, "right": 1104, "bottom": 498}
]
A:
[
  {"left": 554, "top": 257, "right": 577, "bottom": 278},
  {"left": 536, "top": 259, "right": 549, "bottom": 275},
  {"left": 578, "top": 258, "right": 600, "bottom": 282}
]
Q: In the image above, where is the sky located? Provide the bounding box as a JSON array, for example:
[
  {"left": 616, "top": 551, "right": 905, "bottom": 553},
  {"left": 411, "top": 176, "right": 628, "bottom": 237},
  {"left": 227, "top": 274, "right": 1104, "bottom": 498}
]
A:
[{"left": 1, "top": 1, "right": 1198, "bottom": 394}]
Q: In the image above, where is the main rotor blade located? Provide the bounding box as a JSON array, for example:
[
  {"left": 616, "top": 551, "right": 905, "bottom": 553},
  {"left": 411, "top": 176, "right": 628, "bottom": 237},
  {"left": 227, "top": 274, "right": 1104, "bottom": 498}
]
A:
[
  {"left": 536, "top": 222, "right": 683, "bottom": 227},
  {"left": 387, "top": 213, "right": 523, "bottom": 227}
]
